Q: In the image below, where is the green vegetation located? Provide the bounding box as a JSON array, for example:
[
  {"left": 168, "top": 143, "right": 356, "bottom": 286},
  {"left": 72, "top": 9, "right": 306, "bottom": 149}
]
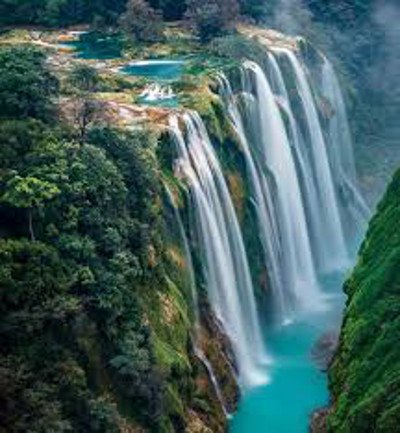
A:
[
  {"left": 328, "top": 168, "right": 400, "bottom": 432},
  {"left": 0, "top": 46, "right": 58, "bottom": 120},
  {"left": 1, "top": 3, "right": 392, "bottom": 432},
  {"left": 148, "top": 0, "right": 187, "bottom": 20},
  {"left": 119, "top": 0, "right": 165, "bottom": 42},
  {"left": 185, "top": 0, "right": 239, "bottom": 42},
  {"left": 0, "top": 0, "right": 241, "bottom": 28},
  {"left": 0, "top": 0, "right": 265, "bottom": 41},
  {"left": 69, "top": 65, "right": 101, "bottom": 93},
  {"left": 0, "top": 44, "right": 230, "bottom": 433},
  {"left": 0, "top": 45, "right": 162, "bottom": 431},
  {"left": 0, "top": 0, "right": 127, "bottom": 27},
  {"left": 0, "top": 0, "right": 241, "bottom": 30}
]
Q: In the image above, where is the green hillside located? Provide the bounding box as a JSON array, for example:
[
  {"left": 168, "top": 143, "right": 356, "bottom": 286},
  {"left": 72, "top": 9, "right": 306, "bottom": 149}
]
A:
[{"left": 328, "top": 168, "right": 400, "bottom": 432}]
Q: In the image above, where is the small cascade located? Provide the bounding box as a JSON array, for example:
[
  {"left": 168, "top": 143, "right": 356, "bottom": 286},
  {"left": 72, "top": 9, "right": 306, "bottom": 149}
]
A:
[
  {"left": 163, "top": 183, "right": 200, "bottom": 330},
  {"left": 194, "top": 346, "right": 229, "bottom": 417},
  {"left": 140, "top": 83, "right": 175, "bottom": 102},
  {"left": 163, "top": 183, "right": 229, "bottom": 414},
  {"left": 272, "top": 48, "right": 349, "bottom": 273},
  {"left": 169, "top": 113, "right": 269, "bottom": 388}
]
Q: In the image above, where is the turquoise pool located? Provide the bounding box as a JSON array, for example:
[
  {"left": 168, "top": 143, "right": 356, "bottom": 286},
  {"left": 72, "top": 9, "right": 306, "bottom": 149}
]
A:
[
  {"left": 230, "top": 272, "right": 346, "bottom": 433},
  {"left": 120, "top": 60, "right": 185, "bottom": 80},
  {"left": 64, "top": 33, "right": 123, "bottom": 59}
]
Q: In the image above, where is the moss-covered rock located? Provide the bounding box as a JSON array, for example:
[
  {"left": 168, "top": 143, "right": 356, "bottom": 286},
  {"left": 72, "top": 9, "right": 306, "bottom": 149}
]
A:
[
  {"left": 326, "top": 168, "right": 400, "bottom": 433},
  {"left": 196, "top": 299, "right": 240, "bottom": 415}
]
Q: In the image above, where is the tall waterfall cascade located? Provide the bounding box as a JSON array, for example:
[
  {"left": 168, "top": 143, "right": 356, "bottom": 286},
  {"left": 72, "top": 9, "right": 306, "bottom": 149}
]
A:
[
  {"left": 320, "top": 57, "right": 370, "bottom": 244},
  {"left": 168, "top": 44, "right": 367, "bottom": 388},
  {"left": 218, "top": 48, "right": 367, "bottom": 324},
  {"left": 169, "top": 113, "right": 269, "bottom": 388},
  {"left": 271, "top": 48, "right": 348, "bottom": 273},
  {"left": 164, "top": 184, "right": 228, "bottom": 414}
]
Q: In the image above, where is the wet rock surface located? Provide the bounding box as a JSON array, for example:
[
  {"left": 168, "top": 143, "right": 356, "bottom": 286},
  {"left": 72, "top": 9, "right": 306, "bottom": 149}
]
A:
[
  {"left": 311, "top": 330, "right": 338, "bottom": 371},
  {"left": 310, "top": 406, "right": 330, "bottom": 433},
  {"left": 196, "top": 298, "right": 240, "bottom": 414}
]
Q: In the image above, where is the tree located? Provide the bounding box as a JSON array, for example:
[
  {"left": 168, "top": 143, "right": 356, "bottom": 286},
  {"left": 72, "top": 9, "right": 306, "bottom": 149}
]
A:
[
  {"left": 0, "top": 0, "right": 126, "bottom": 27},
  {"left": 185, "top": 0, "right": 240, "bottom": 42},
  {"left": 148, "top": 0, "right": 187, "bottom": 20},
  {"left": 72, "top": 99, "right": 107, "bottom": 142},
  {"left": 69, "top": 65, "right": 100, "bottom": 93},
  {"left": 1, "top": 176, "right": 60, "bottom": 240},
  {"left": 67, "top": 65, "right": 107, "bottom": 142},
  {"left": 239, "top": 0, "right": 266, "bottom": 21},
  {"left": 119, "top": 0, "right": 165, "bottom": 42},
  {"left": 0, "top": 46, "right": 58, "bottom": 120}
]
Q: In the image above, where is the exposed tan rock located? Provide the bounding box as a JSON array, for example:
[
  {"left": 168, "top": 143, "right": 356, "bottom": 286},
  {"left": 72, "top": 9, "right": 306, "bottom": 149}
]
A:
[
  {"left": 196, "top": 301, "right": 240, "bottom": 414},
  {"left": 311, "top": 330, "right": 338, "bottom": 371},
  {"left": 119, "top": 418, "right": 147, "bottom": 433},
  {"left": 238, "top": 24, "right": 299, "bottom": 50},
  {"left": 159, "top": 292, "right": 178, "bottom": 325},
  {"left": 186, "top": 410, "right": 213, "bottom": 433},
  {"left": 310, "top": 407, "right": 330, "bottom": 433}
]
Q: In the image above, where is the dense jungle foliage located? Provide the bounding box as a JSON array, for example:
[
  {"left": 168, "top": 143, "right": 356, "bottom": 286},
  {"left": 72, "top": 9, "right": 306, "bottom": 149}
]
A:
[
  {"left": 0, "top": 44, "right": 159, "bottom": 432},
  {"left": 0, "top": 0, "right": 263, "bottom": 28},
  {"left": 0, "top": 44, "right": 228, "bottom": 433},
  {"left": 0, "top": 0, "right": 372, "bottom": 27},
  {"left": 327, "top": 168, "right": 400, "bottom": 433}
]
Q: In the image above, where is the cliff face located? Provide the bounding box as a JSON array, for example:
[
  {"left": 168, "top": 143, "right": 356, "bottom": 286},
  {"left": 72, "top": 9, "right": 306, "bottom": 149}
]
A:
[{"left": 327, "top": 168, "right": 400, "bottom": 432}]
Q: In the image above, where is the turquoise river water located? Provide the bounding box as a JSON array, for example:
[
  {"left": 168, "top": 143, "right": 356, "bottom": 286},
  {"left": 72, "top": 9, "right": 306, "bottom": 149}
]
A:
[{"left": 230, "top": 273, "right": 346, "bottom": 433}]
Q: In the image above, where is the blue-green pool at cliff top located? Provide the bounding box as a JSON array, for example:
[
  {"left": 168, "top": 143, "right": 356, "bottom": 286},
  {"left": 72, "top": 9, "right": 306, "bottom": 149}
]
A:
[
  {"left": 120, "top": 60, "right": 185, "bottom": 80},
  {"left": 64, "top": 34, "right": 123, "bottom": 59},
  {"left": 230, "top": 273, "right": 346, "bottom": 433}
]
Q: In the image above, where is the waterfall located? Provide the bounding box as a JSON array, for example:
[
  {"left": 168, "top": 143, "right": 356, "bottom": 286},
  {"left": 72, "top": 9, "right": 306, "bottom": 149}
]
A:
[
  {"left": 164, "top": 184, "right": 230, "bottom": 414},
  {"left": 140, "top": 83, "right": 175, "bottom": 102},
  {"left": 166, "top": 45, "right": 367, "bottom": 388},
  {"left": 239, "top": 60, "right": 324, "bottom": 316},
  {"left": 266, "top": 52, "right": 329, "bottom": 277},
  {"left": 169, "top": 113, "right": 269, "bottom": 387},
  {"left": 321, "top": 59, "right": 357, "bottom": 182},
  {"left": 194, "top": 346, "right": 229, "bottom": 416},
  {"left": 272, "top": 48, "right": 349, "bottom": 273},
  {"left": 163, "top": 183, "right": 200, "bottom": 331},
  {"left": 320, "top": 57, "right": 370, "bottom": 245},
  {"left": 218, "top": 74, "right": 289, "bottom": 322},
  {"left": 216, "top": 47, "right": 368, "bottom": 327}
]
